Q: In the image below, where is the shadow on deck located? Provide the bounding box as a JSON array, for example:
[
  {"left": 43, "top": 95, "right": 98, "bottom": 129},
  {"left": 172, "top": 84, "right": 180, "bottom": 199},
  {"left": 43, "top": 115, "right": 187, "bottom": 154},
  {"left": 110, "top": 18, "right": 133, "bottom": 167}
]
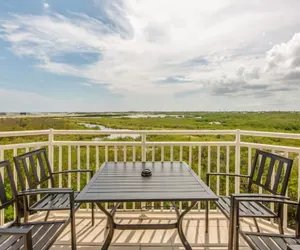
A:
[{"left": 34, "top": 210, "right": 284, "bottom": 250}]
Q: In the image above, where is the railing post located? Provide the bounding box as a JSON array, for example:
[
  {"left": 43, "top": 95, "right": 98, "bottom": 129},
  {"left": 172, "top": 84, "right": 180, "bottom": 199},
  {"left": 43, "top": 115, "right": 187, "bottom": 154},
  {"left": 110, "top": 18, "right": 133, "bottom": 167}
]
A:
[
  {"left": 235, "top": 129, "right": 241, "bottom": 194},
  {"left": 48, "top": 129, "right": 54, "bottom": 174},
  {"left": 141, "top": 134, "right": 147, "bottom": 162}
]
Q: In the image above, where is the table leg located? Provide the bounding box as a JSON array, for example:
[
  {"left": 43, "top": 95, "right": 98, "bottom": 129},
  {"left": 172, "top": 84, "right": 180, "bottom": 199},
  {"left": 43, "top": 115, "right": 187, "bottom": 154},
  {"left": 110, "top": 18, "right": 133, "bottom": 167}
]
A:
[
  {"left": 105, "top": 203, "right": 120, "bottom": 229},
  {"left": 177, "top": 201, "right": 197, "bottom": 250},
  {"left": 96, "top": 203, "right": 115, "bottom": 250},
  {"left": 96, "top": 201, "right": 197, "bottom": 250}
]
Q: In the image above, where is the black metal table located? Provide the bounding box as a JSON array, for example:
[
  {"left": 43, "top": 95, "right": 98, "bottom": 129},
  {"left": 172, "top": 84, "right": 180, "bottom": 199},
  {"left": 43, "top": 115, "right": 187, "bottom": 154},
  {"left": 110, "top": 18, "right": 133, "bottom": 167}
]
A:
[{"left": 75, "top": 161, "right": 217, "bottom": 250}]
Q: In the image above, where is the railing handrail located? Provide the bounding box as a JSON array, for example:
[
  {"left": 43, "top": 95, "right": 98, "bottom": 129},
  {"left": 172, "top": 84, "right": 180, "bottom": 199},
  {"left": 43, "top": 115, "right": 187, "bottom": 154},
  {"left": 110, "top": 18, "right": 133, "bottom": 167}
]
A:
[
  {"left": 0, "top": 130, "right": 50, "bottom": 137},
  {"left": 1, "top": 129, "right": 300, "bottom": 139}
]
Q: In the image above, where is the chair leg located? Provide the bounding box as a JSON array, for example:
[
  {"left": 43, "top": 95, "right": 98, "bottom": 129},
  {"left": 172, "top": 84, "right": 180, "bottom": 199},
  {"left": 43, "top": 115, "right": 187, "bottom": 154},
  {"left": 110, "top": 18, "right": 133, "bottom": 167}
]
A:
[
  {"left": 70, "top": 193, "right": 77, "bottom": 250},
  {"left": 253, "top": 218, "right": 260, "bottom": 232},
  {"left": 44, "top": 211, "right": 50, "bottom": 221},
  {"left": 91, "top": 202, "right": 95, "bottom": 226},
  {"left": 278, "top": 216, "right": 284, "bottom": 234},
  {"left": 24, "top": 210, "right": 29, "bottom": 223},
  {"left": 23, "top": 196, "right": 29, "bottom": 223},
  {"left": 71, "top": 211, "right": 76, "bottom": 250}
]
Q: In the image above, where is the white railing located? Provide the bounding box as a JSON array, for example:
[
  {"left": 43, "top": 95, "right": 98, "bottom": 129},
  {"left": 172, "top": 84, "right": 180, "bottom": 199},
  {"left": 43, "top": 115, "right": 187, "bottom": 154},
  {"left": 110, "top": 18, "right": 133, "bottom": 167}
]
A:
[{"left": 0, "top": 129, "right": 300, "bottom": 230}]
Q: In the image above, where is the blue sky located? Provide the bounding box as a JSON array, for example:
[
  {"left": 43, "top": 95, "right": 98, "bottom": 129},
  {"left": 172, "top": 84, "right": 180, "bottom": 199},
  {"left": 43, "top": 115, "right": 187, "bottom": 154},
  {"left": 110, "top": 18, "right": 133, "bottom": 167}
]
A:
[{"left": 1, "top": 0, "right": 300, "bottom": 111}]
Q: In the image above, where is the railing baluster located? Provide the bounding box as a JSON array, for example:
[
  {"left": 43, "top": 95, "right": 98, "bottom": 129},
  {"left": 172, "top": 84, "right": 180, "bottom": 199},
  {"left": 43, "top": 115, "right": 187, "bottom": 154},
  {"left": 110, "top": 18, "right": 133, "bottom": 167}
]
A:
[
  {"left": 217, "top": 146, "right": 220, "bottom": 196},
  {"left": 170, "top": 146, "right": 174, "bottom": 161},
  {"left": 104, "top": 146, "right": 108, "bottom": 210},
  {"left": 179, "top": 146, "right": 183, "bottom": 161},
  {"left": 96, "top": 146, "right": 99, "bottom": 172},
  {"left": 188, "top": 146, "right": 192, "bottom": 207},
  {"left": 235, "top": 130, "right": 241, "bottom": 194},
  {"left": 123, "top": 146, "right": 127, "bottom": 162},
  {"left": 189, "top": 146, "right": 192, "bottom": 167},
  {"left": 248, "top": 147, "right": 252, "bottom": 175},
  {"left": 208, "top": 146, "right": 211, "bottom": 175},
  {"left": 59, "top": 146, "right": 62, "bottom": 188},
  {"left": 114, "top": 145, "right": 117, "bottom": 162},
  {"left": 86, "top": 145, "right": 90, "bottom": 211},
  {"left": 77, "top": 146, "right": 80, "bottom": 192},
  {"left": 95, "top": 146, "right": 100, "bottom": 212},
  {"left": 68, "top": 145, "right": 71, "bottom": 188},
  {"left": 151, "top": 146, "right": 155, "bottom": 210},
  {"left": 133, "top": 145, "right": 136, "bottom": 210},
  {"left": 133, "top": 146, "right": 136, "bottom": 162},
  {"left": 152, "top": 146, "right": 155, "bottom": 161},
  {"left": 141, "top": 134, "right": 146, "bottom": 162},
  {"left": 123, "top": 146, "right": 127, "bottom": 210},
  {"left": 198, "top": 146, "right": 202, "bottom": 211},
  {"left": 160, "top": 146, "right": 164, "bottom": 210},
  {"left": 226, "top": 146, "right": 229, "bottom": 196},
  {"left": 105, "top": 145, "right": 108, "bottom": 162}
]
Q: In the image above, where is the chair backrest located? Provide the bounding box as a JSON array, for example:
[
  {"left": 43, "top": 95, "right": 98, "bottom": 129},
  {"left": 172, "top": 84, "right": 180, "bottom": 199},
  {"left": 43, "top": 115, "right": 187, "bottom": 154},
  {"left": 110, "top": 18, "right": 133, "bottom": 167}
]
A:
[
  {"left": 248, "top": 149, "right": 293, "bottom": 196},
  {"left": 0, "top": 160, "right": 17, "bottom": 211},
  {"left": 14, "top": 148, "right": 54, "bottom": 191}
]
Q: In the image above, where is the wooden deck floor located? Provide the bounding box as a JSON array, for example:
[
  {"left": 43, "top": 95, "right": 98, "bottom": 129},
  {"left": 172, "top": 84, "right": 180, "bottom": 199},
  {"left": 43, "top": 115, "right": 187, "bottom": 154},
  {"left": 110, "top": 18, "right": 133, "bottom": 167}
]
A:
[{"left": 29, "top": 210, "right": 286, "bottom": 250}]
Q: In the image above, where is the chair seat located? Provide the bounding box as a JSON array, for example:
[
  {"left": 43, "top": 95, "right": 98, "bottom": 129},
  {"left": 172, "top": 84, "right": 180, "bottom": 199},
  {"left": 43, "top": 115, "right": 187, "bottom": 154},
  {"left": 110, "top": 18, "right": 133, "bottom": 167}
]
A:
[
  {"left": 0, "top": 220, "right": 66, "bottom": 250},
  {"left": 216, "top": 196, "right": 276, "bottom": 218},
  {"left": 241, "top": 231, "right": 300, "bottom": 250},
  {"left": 30, "top": 191, "right": 81, "bottom": 211}
]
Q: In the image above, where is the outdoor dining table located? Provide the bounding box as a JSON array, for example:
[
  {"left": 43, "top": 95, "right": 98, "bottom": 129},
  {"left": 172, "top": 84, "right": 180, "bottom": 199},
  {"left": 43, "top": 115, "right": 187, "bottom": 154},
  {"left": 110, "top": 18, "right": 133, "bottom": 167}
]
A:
[{"left": 75, "top": 161, "right": 218, "bottom": 250}]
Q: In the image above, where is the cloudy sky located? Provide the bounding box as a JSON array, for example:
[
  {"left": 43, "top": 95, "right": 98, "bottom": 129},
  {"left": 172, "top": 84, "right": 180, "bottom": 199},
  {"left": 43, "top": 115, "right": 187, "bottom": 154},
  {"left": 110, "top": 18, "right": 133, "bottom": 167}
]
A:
[{"left": 1, "top": 0, "right": 300, "bottom": 111}]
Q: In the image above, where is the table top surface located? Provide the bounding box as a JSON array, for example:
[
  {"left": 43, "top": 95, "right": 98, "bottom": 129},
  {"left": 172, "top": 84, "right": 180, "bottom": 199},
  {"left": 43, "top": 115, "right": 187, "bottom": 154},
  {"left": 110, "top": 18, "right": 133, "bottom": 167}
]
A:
[{"left": 75, "top": 161, "right": 218, "bottom": 203}]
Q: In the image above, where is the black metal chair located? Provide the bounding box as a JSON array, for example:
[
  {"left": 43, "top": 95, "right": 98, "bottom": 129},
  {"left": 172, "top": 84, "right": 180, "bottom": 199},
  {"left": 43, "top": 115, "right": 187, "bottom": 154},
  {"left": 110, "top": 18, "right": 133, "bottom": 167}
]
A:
[
  {"left": 13, "top": 148, "right": 94, "bottom": 225},
  {"left": 231, "top": 196, "right": 300, "bottom": 250},
  {"left": 206, "top": 149, "right": 293, "bottom": 236},
  {"left": 0, "top": 160, "right": 76, "bottom": 250}
]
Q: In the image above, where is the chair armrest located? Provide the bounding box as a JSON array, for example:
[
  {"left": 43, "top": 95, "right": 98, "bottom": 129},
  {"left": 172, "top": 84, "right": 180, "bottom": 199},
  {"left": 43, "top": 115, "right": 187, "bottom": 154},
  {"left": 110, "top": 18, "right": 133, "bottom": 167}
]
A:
[
  {"left": 18, "top": 188, "right": 74, "bottom": 196},
  {"left": 52, "top": 170, "right": 94, "bottom": 175},
  {"left": 232, "top": 193, "right": 290, "bottom": 200},
  {"left": 233, "top": 196, "right": 297, "bottom": 206},
  {"left": 0, "top": 227, "right": 33, "bottom": 250},
  {"left": 0, "top": 227, "right": 31, "bottom": 235}
]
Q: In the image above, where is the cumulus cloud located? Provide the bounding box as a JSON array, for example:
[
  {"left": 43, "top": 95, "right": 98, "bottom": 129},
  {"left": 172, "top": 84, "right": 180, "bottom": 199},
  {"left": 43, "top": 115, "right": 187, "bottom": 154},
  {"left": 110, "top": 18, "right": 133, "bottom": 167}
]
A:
[
  {"left": 263, "top": 33, "right": 300, "bottom": 88},
  {"left": 266, "top": 33, "right": 300, "bottom": 71},
  {"left": 44, "top": 3, "right": 49, "bottom": 9}
]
